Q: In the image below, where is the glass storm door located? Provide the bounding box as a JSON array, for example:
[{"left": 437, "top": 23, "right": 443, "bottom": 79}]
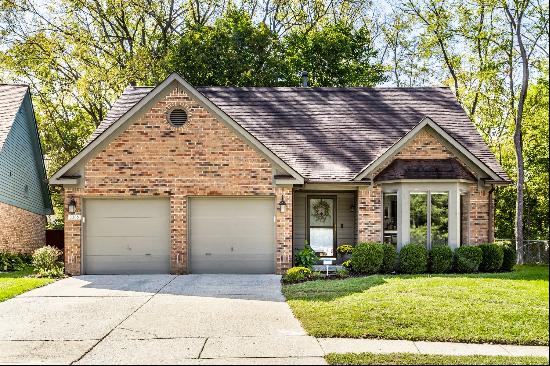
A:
[{"left": 308, "top": 197, "right": 336, "bottom": 257}]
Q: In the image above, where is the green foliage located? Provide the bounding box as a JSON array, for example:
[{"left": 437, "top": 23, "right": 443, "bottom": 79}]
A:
[
  {"left": 0, "top": 252, "right": 32, "bottom": 272},
  {"left": 350, "top": 243, "right": 384, "bottom": 274},
  {"left": 479, "top": 244, "right": 504, "bottom": 272},
  {"left": 429, "top": 245, "right": 453, "bottom": 273},
  {"left": 399, "top": 244, "right": 428, "bottom": 274},
  {"left": 284, "top": 21, "right": 386, "bottom": 87},
  {"left": 295, "top": 245, "right": 319, "bottom": 269},
  {"left": 336, "top": 269, "right": 350, "bottom": 279},
  {"left": 498, "top": 241, "right": 517, "bottom": 271},
  {"left": 283, "top": 266, "right": 312, "bottom": 283},
  {"left": 380, "top": 244, "right": 397, "bottom": 273},
  {"left": 454, "top": 246, "right": 483, "bottom": 273},
  {"left": 336, "top": 244, "right": 354, "bottom": 255},
  {"left": 32, "top": 246, "right": 64, "bottom": 278},
  {"left": 342, "top": 259, "right": 352, "bottom": 270}
]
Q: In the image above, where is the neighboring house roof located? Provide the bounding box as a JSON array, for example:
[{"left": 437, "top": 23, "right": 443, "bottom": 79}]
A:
[
  {"left": 0, "top": 84, "right": 53, "bottom": 214},
  {"left": 54, "top": 74, "right": 510, "bottom": 184},
  {"left": 0, "top": 84, "right": 28, "bottom": 151}
]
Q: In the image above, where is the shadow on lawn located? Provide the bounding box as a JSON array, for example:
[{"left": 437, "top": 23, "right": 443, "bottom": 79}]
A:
[{"left": 283, "top": 265, "right": 548, "bottom": 302}]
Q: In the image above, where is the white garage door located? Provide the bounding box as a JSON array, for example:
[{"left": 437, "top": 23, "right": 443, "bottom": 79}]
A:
[
  {"left": 189, "top": 197, "right": 275, "bottom": 274},
  {"left": 84, "top": 199, "right": 170, "bottom": 274}
]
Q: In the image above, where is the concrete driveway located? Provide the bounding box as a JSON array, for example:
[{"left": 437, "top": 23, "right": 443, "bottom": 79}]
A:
[{"left": 0, "top": 275, "right": 325, "bottom": 364}]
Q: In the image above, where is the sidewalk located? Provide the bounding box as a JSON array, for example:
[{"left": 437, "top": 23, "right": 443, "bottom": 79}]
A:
[{"left": 317, "top": 338, "right": 549, "bottom": 358}]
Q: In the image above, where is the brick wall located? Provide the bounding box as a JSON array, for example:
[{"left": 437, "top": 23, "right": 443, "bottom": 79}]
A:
[
  {"left": 64, "top": 85, "right": 293, "bottom": 275},
  {"left": 360, "top": 128, "right": 493, "bottom": 246},
  {"left": 357, "top": 186, "right": 382, "bottom": 242},
  {"left": 0, "top": 200, "right": 46, "bottom": 253}
]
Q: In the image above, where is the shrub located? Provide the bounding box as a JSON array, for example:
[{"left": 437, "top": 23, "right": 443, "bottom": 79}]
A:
[
  {"left": 342, "top": 259, "right": 352, "bottom": 270},
  {"left": 498, "top": 241, "right": 517, "bottom": 271},
  {"left": 32, "top": 246, "right": 64, "bottom": 278},
  {"left": 0, "top": 251, "right": 30, "bottom": 272},
  {"left": 454, "top": 246, "right": 483, "bottom": 273},
  {"left": 295, "top": 244, "right": 318, "bottom": 269},
  {"left": 380, "top": 244, "right": 397, "bottom": 273},
  {"left": 336, "top": 244, "right": 354, "bottom": 256},
  {"left": 429, "top": 245, "right": 453, "bottom": 273},
  {"left": 283, "top": 266, "right": 312, "bottom": 283},
  {"left": 336, "top": 269, "right": 350, "bottom": 279},
  {"left": 350, "top": 242, "right": 384, "bottom": 274},
  {"left": 479, "top": 244, "right": 504, "bottom": 272},
  {"left": 399, "top": 244, "right": 428, "bottom": 274}
]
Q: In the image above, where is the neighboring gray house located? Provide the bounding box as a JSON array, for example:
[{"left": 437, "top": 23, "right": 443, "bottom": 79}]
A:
[{"left": 0, "top": 84, "right": 52, "bottom": 253}]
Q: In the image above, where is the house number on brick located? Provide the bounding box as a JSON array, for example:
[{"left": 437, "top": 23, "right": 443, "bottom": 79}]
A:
[{"left": 68, "top": 214, "right": 82, "bottom": 221}]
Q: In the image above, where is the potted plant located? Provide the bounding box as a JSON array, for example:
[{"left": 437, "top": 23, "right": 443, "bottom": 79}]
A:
[{"left": 336, "top": 244, "right": 354, "bottom": 264}]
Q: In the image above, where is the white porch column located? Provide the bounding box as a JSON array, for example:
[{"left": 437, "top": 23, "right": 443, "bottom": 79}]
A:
[{"left": 448, "top": 183, "right": 461, "bottom": 249}]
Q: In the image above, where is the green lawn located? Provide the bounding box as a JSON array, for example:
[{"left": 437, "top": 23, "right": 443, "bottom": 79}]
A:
[
  {"left": 325, "top": 353, "right": 549, "bottom": 365},
  {"left": 283, "top": 265, "right": 549, "bottom": 345},
  {"left": 0, "top": 267, "right": 54, "bottom": 302}
]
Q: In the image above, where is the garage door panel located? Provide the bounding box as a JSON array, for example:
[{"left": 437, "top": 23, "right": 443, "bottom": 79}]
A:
[
  {"left": 190, "top": 197, "right": 275, "bottom": 274},
  {"left": 85, "top": 254, "right": 170, "bottom": 275},
  {"left": 84, "top": 199, "right": 170, "bottom": 274},
  {"left": 86, "top": 217, "right": 168, "bottom": 237},
  {"left": 85, "top": 236, "right": 169, "bottom": 256}
]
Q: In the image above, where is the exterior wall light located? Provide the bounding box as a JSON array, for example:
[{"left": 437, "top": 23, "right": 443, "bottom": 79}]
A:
[
  {"left": 68, "top": 197, "right": 77, "bottom": 214},
  {"left": 278, "top": 195, "right": 287, "bottom": 213}
]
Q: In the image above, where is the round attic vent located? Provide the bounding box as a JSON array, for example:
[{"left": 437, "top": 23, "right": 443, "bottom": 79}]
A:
[{"left": 168, "top": 108, "right": 188, "bottom": 127}]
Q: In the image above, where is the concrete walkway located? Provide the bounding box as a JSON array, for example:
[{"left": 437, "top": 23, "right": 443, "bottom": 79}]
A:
[
  {"left": 0, "top": 275, "right": 325, "bottom": 365},
  {"left": 318, "top": 338, "right": 549, "bottom": 358},
  {"left": 0, "top": 275, "right": 547, "bottom": 364}
]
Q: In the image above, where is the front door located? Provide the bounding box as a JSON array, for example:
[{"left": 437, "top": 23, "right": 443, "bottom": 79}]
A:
[{"left": 307, "top": 196, "right": 336, "bottom": 257}]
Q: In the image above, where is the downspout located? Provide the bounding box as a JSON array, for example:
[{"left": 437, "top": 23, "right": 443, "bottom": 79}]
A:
[{"left": 488, "top": 185, "right": 495, "bottom": 243}]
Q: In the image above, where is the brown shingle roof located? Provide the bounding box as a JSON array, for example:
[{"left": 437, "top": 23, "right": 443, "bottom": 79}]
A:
[
  {"left": 87, "top": 85, "right": 508, "bottom": 182},
  {"left": 0, "top": 84, "right": 28, "bottom": 150}
]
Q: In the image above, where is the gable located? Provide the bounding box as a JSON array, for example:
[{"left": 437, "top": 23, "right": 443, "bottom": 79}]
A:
[
  {"left": 50, "top": 74, "right": 303, "bottom": 184},
  {"left": 0, "top": 93, "right": 52, "bottom": 215},
  {"left": 354, "top": 118, "right": 503, "bottom": 182},
  {"left": 82, "top": 85, "right": 276, "bottom": 193}
]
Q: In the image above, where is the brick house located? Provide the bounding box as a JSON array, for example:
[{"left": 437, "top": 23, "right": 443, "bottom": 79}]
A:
[
  {"left": 49, "top": 73, "right": 509, "bottom": 275},
  {"left": 0, "top": 85, "right": 52, "bottom": 253}
]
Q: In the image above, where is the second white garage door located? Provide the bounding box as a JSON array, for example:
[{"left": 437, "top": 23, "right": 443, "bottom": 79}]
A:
[
  {"left": 84, "top": 199, "right": 171, "bottom": 274},
  {"left": 189, "top": 197, "right": 276, "bottom": 274}
]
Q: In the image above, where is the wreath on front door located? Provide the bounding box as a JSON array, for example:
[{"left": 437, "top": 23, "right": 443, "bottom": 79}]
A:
[{"left": 312, "top": 199, "right": 331, "bottom": 223}]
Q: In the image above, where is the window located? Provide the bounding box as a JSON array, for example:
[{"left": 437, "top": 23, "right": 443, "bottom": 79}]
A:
[
  {"left": 409, "top": 191, "right": 449, "bottom": 248},
  {"left": 308, "top": 197, "right": 335, "bottom": 257},
  {"left": 383, "top": 193, "right": 398, "bottom": 246}
]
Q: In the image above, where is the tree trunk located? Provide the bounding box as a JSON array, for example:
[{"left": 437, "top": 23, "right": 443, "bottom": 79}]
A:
[{"left": 513, "top": 10, "right": 530, "bottom": 264}]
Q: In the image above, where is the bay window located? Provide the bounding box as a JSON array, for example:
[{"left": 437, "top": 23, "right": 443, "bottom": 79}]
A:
[{"left": 409, "top": 191, "right": 448, "bottom": 249}]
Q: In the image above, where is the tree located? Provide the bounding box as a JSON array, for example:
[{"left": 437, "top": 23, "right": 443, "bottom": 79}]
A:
[
  {"left": 169, "top": 9, "right": 289, "bottom": 86},
  {"left": 284, "top": 21, "right": 386, "bottom": 86}
]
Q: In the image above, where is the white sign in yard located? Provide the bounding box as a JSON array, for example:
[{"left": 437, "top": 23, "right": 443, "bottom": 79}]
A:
[{"left": 68, "top": 214, "right": 82, "bottom": 221}]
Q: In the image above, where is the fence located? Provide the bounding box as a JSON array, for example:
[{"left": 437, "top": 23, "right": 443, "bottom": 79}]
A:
[
  {"left": 495, "top": 239, "right": 549, "bottom": 264},
  {"left": 45, "top": 229, "right": 64, "bottom": 252}
]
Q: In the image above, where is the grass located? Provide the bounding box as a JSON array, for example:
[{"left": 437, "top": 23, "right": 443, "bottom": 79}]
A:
[
  {"left": 283, "top": 265, "right": 549, "bottom": 345},
  {"left": 325, "top": 353, "right": 549, "bottom": 365},
  {"left": 0, "top": 267, "right": 54, "bottom": 302}
]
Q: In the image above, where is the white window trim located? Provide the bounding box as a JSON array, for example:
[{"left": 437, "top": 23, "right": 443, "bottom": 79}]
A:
[{"left": 382, "top": 181, "right": 470, "bottom": 250}]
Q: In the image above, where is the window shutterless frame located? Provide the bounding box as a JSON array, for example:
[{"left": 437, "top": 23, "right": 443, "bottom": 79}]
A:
[{"left": 306, "top": 195, "right": 337, "bottom": 257}]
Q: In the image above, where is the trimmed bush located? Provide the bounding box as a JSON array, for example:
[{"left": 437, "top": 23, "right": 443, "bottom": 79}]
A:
[
  {"left": 498, "top": 241, "right": 517, "bottom": 271},
  {"left": 0, "top": 251, "right": 31, "bottom": 272},
  {"left": 454, "top": 246, "right": 483, "bottom": 273},
  {"left": 336, "top": 269, "right": 350, "bottom": 279},
  {"left": 429, "top": 245, "right": 453, "bottom": 273},
  {"left": 32, "top": 246, "right": 63, "bottom": 277},
  {"left": 479, "top": 244, "right": 504, "bottom": 272},
  {"left": 350, "top": 242, "right": 384, "bottom": 274},
  {"left": 283, "top": 266, "right": 312, "bottom": 283},
  {"left": 399, "top": 244, "right": 428, "bottom": 274},
  {"left": 380, "top": 243, "right": 397, "bottom": 273},
  {"left": 295, "top": 244, "right": 318, "bottom": 269}
]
